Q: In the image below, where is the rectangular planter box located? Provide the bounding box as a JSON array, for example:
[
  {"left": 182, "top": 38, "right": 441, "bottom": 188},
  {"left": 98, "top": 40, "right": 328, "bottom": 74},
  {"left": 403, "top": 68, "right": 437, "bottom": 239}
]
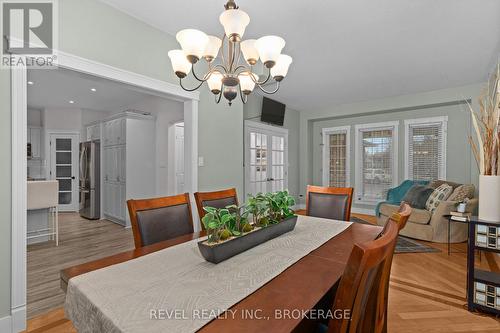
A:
[{"left": 198, "top": 215, "right": 298, "bottom": 264}]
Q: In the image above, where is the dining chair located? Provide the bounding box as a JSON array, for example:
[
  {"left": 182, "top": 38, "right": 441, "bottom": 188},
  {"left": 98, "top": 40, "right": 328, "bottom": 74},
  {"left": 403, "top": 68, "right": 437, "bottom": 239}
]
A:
[
  {"left": 371, "top": 201, "right": 411, "bottom": 333},
  {"left": 194, "top": 188, "right": 239, "bottom": 221},
  {"left": 306, "top": 185, "right": 354, "bottom": 221},
  {"left": 127, "top": 193, "right": 194, "bottom": 248},
  {"left": 324, "top": 218, "right": 399, "bottom": 333}
]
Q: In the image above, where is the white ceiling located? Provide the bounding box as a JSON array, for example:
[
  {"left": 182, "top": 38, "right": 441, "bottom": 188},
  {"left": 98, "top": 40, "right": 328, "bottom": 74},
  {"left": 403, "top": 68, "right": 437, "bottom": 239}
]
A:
[
  {"left": 100, "top": 0, "right": 500, "bottom": 111},
  {"left": 27, "top": 68, "right": 155, "bottom": 111}
]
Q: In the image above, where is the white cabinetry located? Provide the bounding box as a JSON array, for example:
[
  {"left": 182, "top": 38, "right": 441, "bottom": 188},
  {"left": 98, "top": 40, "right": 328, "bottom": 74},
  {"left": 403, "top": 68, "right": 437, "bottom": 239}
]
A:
[
  {"left": 102, "top": 112, "right": 155, "bottom": 227},
  {"left": 86, "top": 123, "right": 101, "bottom": 141},
  {"left": 28, "top": 126, "right": 42, "bottom": 159}
]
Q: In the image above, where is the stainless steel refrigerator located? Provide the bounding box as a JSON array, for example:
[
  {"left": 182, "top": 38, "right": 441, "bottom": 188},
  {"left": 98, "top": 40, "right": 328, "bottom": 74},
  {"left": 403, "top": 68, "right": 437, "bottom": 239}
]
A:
[{"left": 79, "top": 140, "right": 100, "bottom": 219}]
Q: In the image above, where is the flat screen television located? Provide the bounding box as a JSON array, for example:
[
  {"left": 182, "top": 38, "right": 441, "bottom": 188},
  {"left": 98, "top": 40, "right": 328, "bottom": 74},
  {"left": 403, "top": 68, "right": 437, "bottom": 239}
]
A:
[{"left": 261, "top": 97, "right": 286, "bottom": 126}]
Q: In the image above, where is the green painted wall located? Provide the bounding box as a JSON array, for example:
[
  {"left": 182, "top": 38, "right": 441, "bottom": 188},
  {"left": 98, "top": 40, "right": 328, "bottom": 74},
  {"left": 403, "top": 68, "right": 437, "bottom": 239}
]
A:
[
  {"left": 299, "top": 83, "right": 484, "bottom": 209},
  {"left": 311, "top": 102, "right": 472, "bottom": 211},
  {"left": 0, "top": 0, "right": 243, "bottom": 318},
  {"left": 243, "top": 95, "right": 300, "bottom": 200}
]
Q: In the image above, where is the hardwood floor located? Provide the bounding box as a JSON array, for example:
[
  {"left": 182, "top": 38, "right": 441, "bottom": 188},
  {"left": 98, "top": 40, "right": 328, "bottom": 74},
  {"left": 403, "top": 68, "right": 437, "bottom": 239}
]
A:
[
  {"left": 23, "top": 213, "right": 500, "bottom": 332},
  {"left": 27, "top": 213, "right": 134, "bottom": 318}
]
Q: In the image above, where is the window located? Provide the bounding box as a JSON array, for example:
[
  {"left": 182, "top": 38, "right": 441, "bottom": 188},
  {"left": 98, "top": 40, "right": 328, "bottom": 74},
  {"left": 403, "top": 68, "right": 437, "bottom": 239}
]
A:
[
  {"left": 322, "top": 126, "right": 350, "bottom": 187},
  {"left": 355, "top": 121, "right": 399, "bottom": 202},
  {"left": 405, "top": 117, "right": 447, "bottom": 181}
]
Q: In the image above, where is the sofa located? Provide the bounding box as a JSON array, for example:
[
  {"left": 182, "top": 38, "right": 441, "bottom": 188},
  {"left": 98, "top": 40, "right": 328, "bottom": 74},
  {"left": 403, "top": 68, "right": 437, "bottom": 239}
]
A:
[{"left": 376, "top": 180, "right": 478, "bottom": 243}]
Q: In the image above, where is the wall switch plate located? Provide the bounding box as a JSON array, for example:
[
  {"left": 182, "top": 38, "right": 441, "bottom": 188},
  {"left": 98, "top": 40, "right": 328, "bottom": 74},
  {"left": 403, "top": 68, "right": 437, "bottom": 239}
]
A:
[{"left": 198, "top": 156, "right": 204, "bottom": 167}]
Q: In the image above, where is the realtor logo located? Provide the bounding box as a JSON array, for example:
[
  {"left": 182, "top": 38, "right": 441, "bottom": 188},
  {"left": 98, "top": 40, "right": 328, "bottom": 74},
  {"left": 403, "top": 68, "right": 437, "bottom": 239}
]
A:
[{"left": 1, "top": 0, "right": 58, "bottom": 68}]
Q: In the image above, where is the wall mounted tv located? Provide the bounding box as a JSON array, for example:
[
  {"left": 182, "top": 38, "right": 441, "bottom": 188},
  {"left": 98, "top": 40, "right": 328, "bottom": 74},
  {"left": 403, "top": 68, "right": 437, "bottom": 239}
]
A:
[{"left": 261, "top": 97, "right": 286, "bottom": 126}]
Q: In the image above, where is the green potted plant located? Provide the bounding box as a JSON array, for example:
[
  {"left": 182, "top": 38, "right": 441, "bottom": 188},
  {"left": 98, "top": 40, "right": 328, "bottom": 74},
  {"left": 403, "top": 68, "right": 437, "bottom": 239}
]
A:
[{"left": 198, "top": 190, "right": 298, "bottom": 263}]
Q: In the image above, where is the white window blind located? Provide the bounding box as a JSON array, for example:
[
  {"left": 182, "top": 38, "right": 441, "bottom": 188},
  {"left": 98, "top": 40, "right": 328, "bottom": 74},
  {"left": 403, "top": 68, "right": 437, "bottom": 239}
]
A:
[
  {"left": 322, "top": 126, "right": 350, "bottom": 187},
  {"left": 405, "top": 117, "right": 447, "bottom": 181},
  {"left": 355, "top": 122, "right": 398, "bottom": 202}
]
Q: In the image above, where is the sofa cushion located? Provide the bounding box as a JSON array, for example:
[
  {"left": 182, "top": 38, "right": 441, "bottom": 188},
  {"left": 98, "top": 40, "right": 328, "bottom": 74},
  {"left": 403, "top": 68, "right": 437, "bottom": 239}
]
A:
[
  {"left": 402, "top": 185, "right": 434, "bottom": 209},
  {"left": 448, "top": 184, "right": 475, "bottom": 202},
  {"left": 429, "top": 180, "right": 462, "bottom": 190},
  {"left": 379, "top": 204, "right": 432, "bottom": 225},
  {"left": 426, "top": 184, "right": 453, "bottom": 213}
]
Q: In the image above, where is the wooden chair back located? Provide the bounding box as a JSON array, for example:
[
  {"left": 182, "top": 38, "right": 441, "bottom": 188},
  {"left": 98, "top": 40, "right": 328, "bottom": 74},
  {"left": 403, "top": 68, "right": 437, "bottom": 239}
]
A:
[
  {"left": 127, "top": 193, "right": 194, "bottom": 248},
  {"left": 306, "top": 185, "right": 354, "bottom": 221},
  {"left": 194, "top": 188, "right": 239, "bottom": 225},
  {"left": 327, "top": 219, "right": 399, "bottom": 333}
]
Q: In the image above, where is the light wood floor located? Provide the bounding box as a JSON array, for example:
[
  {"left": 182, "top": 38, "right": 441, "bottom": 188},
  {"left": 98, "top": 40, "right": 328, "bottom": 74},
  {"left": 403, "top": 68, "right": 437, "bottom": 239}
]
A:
[
  {"left": 24, "top": 213, "right": 500, "bottom": 332},
  {"left": 27, "top": 213, "right": 134, "bottom": 318}
]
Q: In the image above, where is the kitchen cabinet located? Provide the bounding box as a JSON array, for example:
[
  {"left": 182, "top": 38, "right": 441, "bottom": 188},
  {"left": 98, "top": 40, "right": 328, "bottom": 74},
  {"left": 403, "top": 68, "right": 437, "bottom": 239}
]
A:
[
  {"left": 86, "top": 123, "right": 101, "bottom": 141},
  {"left": 28, "top": 126, "right": 42, "bottom": 159},
  {"left": 102, "top": 112, "right": 155, "bottom": 227}
]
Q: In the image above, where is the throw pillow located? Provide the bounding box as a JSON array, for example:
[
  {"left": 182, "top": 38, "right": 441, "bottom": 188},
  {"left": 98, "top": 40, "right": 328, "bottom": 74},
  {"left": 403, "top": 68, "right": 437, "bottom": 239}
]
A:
[
  {"left": 448, "top": 184, "right": 475, "bottom": 202},
  {"left": 401, "top": 185, "right": 434, "bottom": 209},
  {"left": 426, "top": 184, "right": 453, "bottom": 213},
  {"left": 428, "top": 180, "right": 462, "bottom": 190}
]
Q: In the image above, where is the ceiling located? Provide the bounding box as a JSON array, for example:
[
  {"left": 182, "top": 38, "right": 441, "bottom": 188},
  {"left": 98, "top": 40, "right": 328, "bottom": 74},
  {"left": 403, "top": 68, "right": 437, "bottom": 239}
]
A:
[
  {"left": 100, "top": 0, "right": 500, "bottom": 111},
  {"left": 28, "top": 68, "right": 155, "bottom": 111}
]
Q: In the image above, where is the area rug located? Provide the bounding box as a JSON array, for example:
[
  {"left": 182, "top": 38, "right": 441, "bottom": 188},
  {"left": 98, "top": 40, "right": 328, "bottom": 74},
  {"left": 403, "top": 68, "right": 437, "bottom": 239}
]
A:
[{"left": 350, "top": 216, "right": 440, "bottom": 254}]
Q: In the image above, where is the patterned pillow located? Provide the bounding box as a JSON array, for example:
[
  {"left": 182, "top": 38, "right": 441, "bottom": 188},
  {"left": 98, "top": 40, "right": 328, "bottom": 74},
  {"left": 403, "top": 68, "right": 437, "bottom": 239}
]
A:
[
  {"left": 425, "top": 184, "right": 453, "bottom": 213},
  {"left": 448, "top": 184, "right": 475, "bottom": 202}
]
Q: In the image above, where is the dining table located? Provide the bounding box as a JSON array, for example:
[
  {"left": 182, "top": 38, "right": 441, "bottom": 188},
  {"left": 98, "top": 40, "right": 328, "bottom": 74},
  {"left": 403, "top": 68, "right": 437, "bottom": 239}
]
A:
[{"left": 60, "top": 216, "right": 381, "bottom": 333}]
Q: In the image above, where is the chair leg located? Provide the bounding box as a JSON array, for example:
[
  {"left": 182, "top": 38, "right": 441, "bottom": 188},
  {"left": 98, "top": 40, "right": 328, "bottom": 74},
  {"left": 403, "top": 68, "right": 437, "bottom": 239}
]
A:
[{"left": 55, "top": 206, "right": 59, "bottom": 246}]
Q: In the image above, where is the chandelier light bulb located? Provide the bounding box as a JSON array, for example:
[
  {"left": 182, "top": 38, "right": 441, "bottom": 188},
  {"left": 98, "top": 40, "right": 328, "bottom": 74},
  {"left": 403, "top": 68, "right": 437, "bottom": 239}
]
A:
[
  {"left": 255, "top": 36, "right": 286, "bottom": 68},
  {"left": 271, "top": 54, "right": 293, "bottom": 81},
  {"left": 168, "top": 50, "right": 192, "bottom": 78},
  {"left": 238, "top": 72, "right": 258, "bottom": 94},
  {"left": 176, "top": 29, "right": 209, "bottom": 63},
  {"left": 207, "top": 71, "right": 224, "bottom": 94},
  {"left": 219, "top": 9, "right": 250, "bottom": 41},
  {"left": 204, "top": 36, "right": 222, "bottom": 62},
  {"left": 240, "top": 39, "right": 259, "bottom": 65}
]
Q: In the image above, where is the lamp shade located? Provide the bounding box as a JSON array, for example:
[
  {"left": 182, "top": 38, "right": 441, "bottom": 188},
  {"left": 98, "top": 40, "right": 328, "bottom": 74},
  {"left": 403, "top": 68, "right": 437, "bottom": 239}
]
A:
[
  {"left": 204, "top": 36, "right": 222, "bottom": 61},
  {"left": 240, "top": 39, "right": 259, "bottom": 65},
  {"left": 255, "top": 36, "right": 285, "bottom": 67},
  {"left": 271, "top": 54, "right": 293, "bottom": 80},
  {"left": 207, "top": 71, "right": 223, "bottom": 93},
  {"left": 168, "top": 50, "right": 191, "bottom": 78},
  {"left": 238, "top": 72, "right": 258, "bottom": 94},
  {"left": 176, "top": 29, "right": 209, "bottom": 61},
  {"left": 219, "top": 9, "right": 250, "bottom": 39}
]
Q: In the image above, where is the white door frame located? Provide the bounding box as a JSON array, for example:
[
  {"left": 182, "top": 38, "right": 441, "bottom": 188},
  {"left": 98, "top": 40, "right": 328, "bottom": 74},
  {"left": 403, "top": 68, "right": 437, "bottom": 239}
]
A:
[
  {"left": 10, "top": 52, "right": 199, "bottom": 331},
  {"left": 47, "top": 131, "right": 80, "bottom": 211},
  {"left": 244, "top": 120, "right": 289, "bottom": 201}
]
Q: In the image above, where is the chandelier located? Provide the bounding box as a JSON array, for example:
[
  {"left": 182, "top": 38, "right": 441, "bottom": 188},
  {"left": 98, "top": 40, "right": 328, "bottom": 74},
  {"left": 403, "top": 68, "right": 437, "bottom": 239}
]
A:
[{"left": 168, "top": 0, "right": 292, "bottom": 106}]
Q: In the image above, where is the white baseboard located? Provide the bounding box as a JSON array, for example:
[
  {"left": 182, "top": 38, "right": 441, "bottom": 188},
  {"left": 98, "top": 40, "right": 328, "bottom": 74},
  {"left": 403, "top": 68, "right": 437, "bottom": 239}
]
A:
[
  {"left": 351, "top": 207, "right": 376, "bottom": 216},
  {"left": 0, "top": 314, "right": 12, "bottom": 333},
  {"left": 11, "top": 306, "right": 26, "bottom": 333}
]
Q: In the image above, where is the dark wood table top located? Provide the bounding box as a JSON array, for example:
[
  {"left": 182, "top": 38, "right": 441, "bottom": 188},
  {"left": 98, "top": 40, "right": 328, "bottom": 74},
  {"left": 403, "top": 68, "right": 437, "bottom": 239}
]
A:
[{"left": 60, "top": 222, "right": 381, "bottom": 333}]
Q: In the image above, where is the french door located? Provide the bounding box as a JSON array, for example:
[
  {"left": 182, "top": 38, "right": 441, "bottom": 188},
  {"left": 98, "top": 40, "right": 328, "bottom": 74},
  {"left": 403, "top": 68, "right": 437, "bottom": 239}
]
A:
[
  {"left": 245, "top": 121, "right": 288, "bottom": 200},
  {"left": 49, "top": 133, "right": 80, "bottom": 211}
]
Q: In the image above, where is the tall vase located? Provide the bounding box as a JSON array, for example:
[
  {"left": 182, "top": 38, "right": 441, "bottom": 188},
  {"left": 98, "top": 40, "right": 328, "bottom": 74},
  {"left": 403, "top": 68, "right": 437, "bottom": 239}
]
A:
[{"left": 478, "top": 175, "right": 500, "bottom": 221}]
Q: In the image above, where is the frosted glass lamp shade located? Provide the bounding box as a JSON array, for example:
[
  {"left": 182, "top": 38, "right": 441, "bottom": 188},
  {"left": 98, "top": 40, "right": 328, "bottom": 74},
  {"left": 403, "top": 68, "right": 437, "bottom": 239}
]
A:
[
  {"left": 240, "top": 39, "right": 259, "bottom": 65},
  {"left": 204, "top": 36, "right": 222, "bottom": 62},
  {"left": 255, "top": 36, "right": 285, "bottom": 68},
  {"left": 176, "top": 29, "right": 209, "bottom": 62},
  {"left": 168, "top": 50, "right": 191, "bottom": 78},
  {"left": 219, "top": 9, "right": 250, "bottom": 40},
  {"left": 271, "top": 54, "right": 293, "bottom": 81},
  {"left": 207, "top": 71, "right": 223, "bottom": 94},
  {"left": 238, "top": 72, "right": 258, "bottom": 94}
]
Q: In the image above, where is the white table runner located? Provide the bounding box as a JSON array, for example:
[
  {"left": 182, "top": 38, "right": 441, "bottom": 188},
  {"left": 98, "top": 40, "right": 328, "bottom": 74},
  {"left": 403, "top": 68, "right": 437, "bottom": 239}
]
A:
[{"left": 65, "top": 216, "right": 352, "bottom": 333}]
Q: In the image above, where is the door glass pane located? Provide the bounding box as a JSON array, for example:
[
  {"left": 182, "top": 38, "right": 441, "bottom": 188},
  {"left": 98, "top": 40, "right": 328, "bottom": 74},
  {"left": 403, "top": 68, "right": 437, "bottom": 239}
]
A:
[
  {"left": 56, "top": 152, "right": 71, "bottom": 164},
  {"left": 56, "top": 138, "right": 71, "bottom": 151},
  {"left": 58, "top": 179, "right": 72, "bottom": 191},
  {"left": 56, "top": 166, "right": 71, "bottom": 177},
  {"left": 59, "top": 192, "right": 72, "bottom": 204}
]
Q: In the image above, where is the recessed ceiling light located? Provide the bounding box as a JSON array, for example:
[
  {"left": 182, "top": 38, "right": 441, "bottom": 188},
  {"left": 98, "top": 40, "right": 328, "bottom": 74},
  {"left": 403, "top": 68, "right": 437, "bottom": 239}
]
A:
[
  {"left": 27, "top": 81, "right": 34, "bottom": 85},
  {"left": 69, "top": 100, "right": 75, "bottom": 104},
  {"left": 90, "top": 88, "right": 97, "bottom": 92}
]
